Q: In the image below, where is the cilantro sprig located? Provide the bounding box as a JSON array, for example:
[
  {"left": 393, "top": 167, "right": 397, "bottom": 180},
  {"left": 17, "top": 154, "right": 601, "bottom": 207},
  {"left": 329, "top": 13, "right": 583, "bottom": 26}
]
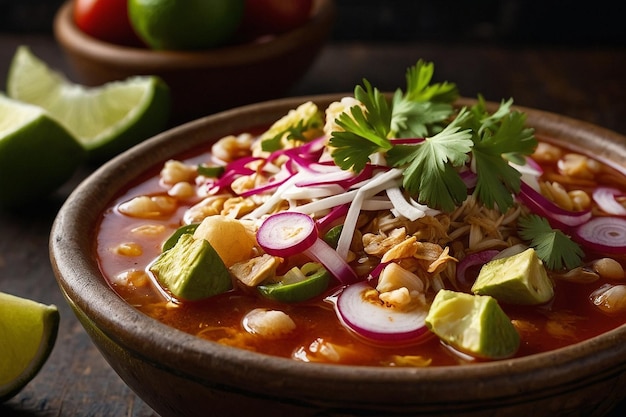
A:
[
  {"left": 331, "top": 80, "right": 393, "bottom": 172},
  {"left": 390, "top": 60, "right": 459, "bottom": 137},
  {"left": 464, "top": 97, "right": 537, "bottom": 210},
  {"left": 328, "top": 60, "right": 538, "bottom": 212},
  {"left": 518, "top": 214, "right": 584, "bottom": 270},
  {"left": 386, "top": 110, "right": 473, "bottom": 212}
]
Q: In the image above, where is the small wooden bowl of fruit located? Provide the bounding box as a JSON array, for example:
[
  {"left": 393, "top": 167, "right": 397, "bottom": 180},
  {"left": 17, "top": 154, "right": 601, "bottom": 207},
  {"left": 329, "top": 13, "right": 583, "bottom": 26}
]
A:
[{"left": 54, "top": 0, "right": 336, "bottom": 123}]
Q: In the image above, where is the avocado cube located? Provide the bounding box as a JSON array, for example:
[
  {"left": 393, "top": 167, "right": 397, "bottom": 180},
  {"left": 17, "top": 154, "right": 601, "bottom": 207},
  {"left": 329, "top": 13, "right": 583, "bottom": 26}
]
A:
[
  {"left": 150, "top": 234, "right": 232, "bottom": 301},
  {"left": 471, "top": 248, "right": 554, "bottom": 305}
]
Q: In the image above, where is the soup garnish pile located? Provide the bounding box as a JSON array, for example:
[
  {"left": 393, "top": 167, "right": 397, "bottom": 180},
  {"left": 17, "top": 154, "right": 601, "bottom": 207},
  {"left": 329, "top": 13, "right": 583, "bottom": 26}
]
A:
[{"left": 97, "top": 60, "right": 626, "bottom": 366}]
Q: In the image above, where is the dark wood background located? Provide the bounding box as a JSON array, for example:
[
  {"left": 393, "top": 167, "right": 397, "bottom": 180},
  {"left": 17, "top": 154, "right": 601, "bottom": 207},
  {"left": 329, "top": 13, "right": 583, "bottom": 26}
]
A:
[{"left": 1, "top": 1, "right": 626, "bottom": 416}]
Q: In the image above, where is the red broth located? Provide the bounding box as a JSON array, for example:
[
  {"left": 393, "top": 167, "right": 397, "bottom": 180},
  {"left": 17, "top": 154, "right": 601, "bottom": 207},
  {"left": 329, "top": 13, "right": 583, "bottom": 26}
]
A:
[{"left": 96, "top": 136, "right": 626, "bottom": 367}]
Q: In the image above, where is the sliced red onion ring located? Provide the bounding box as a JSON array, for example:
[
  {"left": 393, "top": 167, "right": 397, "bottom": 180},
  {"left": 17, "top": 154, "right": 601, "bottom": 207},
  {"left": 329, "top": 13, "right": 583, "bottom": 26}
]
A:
[
  {"left": 574, "top": 216, "right": 626, "bottom": 254},
  {"left": 518, "top": 181, "right": 592, "bottom": 229},
  {"left": 257, "top": 212, "right": 358, "bottom": 284},
  {"left": 389, "top": 137, "right": 425, "bottom": 145},
  {"left": 239, "top": 166, "right": 297, "bottom": 197},
  {"left": 460, "top": 170, "right": 478, "bottom": 189},
  {"left": 316, "top": 204, "right": 349, "bottom": 233},
  {"left": 330, "top": 281, "right": 431, "bottom": 344},
  {"left": 593, "top": 187, "right": 626, "bottom": 216},
  {"left": 266, "top": 136, "right": 325, "bottom": 164},
  {"left": 455, "top": 249, "right": 500, "bottom": 291},
  {"left": 257, "top": 211, "right": 318, "bottom": 257}
]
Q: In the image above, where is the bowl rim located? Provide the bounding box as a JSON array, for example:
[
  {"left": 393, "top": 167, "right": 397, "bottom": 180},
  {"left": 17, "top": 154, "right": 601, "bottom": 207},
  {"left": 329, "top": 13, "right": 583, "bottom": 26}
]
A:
[
  {"left": 50, "top": 94, "right": 626, "bottom": 405},
  {"left": 53, "top": 0, "right": 337, "bottom": 69}
]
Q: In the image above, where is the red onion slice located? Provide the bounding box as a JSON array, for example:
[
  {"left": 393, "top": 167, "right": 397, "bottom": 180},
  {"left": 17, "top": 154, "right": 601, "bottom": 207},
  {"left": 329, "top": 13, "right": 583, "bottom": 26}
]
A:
[
  {"left": 518, "top": 181, "right": 592, "bottom": 229},
  {"left": 257, "top": 212, "right": 358, "bottom": 284},
  {"left": 593, "top": 187, "right": 626, "bottom": 216},
  {"left": 574, "top": 216, "right": 626, "bottom": 254},
  {"left": 332, "top": 281, "right": 431, "bottom": 344},
  {"left": 304, "top": 239, "right": 359, "bottom": 285},
  {"left": 455, "top": 250, "right": 500, "bottom": 291},
  {"left": 257, "top": 212, "right": 318, "bottom": 257}
]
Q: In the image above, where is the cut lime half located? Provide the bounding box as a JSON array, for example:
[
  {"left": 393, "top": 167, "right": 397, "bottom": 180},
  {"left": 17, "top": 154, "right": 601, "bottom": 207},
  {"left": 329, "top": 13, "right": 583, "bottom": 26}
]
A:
[
  {"left": 7, "top": 46, "right": 170, "bottom": 161},
  {"left": 0, "top": 94, "right": 84, "bottom": 207},
  {"left": 0, "top": 292, "right": 60, "bottom": 402}
]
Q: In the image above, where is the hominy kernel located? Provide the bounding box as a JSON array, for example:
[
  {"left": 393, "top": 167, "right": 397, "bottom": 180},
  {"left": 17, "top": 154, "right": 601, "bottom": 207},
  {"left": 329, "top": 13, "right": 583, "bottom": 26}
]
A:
[
  {"left": 114, "top": 242, "right": 143, "bottom": 257},
  {"left": 114, "top": 269, "right": 150, "bottom": 287},
  {"left": 168, "top": 181, "right": 196, "bottom": 199},
  {"left": 592, "top": 258, "right": 625, "bottom": 280},
  {"left": 131, "top": 224, "right": 167, "bottom": 236},
  {"left": 118, "top": 195, "right": 177, "bottom": 218},
  {"left": 160, "top": 160, "right": 196, "bottom": 184},
  {"left": 532, "top": 142, "right": 562, "bottom": 163},
  {"left": 211, "top": 134, "right": 254, "bottom": 162},
  {"left": 558, "top": 153, "right": 599, "bottom": 179}
]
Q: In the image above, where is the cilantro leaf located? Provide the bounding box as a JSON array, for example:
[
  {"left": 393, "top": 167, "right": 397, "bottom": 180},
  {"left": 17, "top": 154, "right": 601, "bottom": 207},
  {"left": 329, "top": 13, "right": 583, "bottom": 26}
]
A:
[
  {"left": 390, "top": 60, "right": 458, "bottom": 138},
  {"left": 470, "top": 101, "right": 537, "bottom": 210},
  {"left": 352, "top": 79, "right": 394, "bottom": 143},
  {"left": 387, "top": 109, "right": 473, "bottom": 211},
  {"left": 330, "top": 130, "right": 383, "bottom": 172},
  {"left": 329, "top": 79, "right": 393, "bottom": 171},
  {"left": 518, "top": 215, "right": 584, "bottom": 270},
  {"left": 391, "top": 93, "right": 454, "bottom": 138},
  {"left": 404, "top": 60, "right": 459, "bottom": 103}
]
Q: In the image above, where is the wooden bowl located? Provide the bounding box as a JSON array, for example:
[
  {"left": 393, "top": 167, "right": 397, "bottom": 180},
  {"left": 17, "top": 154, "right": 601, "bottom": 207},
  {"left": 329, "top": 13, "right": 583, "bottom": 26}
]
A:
[
  {"left": 50, "top": 95, "right": 626, "bottom": 417},
  {"left": 53, "top": 0, "right": 336, "bottom": 124}
]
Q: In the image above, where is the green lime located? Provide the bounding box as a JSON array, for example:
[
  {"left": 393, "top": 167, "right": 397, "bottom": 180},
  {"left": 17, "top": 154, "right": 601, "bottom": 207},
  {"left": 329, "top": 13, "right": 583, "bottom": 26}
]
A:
[
  {"left": 7, "top": 46, "right": 170, "bottom": 162},
  {"left": 425, "top": 289, "right": 520, "bottom": 360},
  {"left": 258, "top": 263, "right": 330, "bottom": 303},
  {"left": 128, "top": 0, "right": 245, "bottom": 50},
  {"left": 0, "top": 292, "right": 60, "bottom": 402},
  {"left": 0, "top": 94, "right": 84, "bottom": 207}
]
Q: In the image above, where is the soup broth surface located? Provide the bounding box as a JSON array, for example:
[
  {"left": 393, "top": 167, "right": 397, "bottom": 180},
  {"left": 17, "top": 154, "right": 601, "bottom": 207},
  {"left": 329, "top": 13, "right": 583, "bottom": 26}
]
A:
[{"left": 97, "top": 132, "right": 626, "bottom": 367}]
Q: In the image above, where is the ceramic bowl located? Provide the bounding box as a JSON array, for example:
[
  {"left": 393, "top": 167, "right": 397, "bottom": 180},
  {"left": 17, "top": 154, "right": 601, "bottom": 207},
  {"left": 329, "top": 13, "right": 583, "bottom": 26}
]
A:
[
  {"left": 53, "top": 0, "right": 336, "bottom": 123},
  {"left": 50, "top": 94, "right": 626, "bottom": 417}
]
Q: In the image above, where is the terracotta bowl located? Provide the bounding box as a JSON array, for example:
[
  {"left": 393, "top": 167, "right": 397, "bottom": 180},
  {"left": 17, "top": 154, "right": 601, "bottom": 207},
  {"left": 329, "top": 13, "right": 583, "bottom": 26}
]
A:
[
  {"left": 50, "top": 95, "right": 626, "bottom": 417},
  {"left": 53, "top": 0, "right": 336, "bottom": 124}
]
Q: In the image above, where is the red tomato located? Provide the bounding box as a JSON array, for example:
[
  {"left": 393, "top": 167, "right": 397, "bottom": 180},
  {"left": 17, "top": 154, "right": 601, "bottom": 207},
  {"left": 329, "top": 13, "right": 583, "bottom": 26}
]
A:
[
  {"left": 73, "top": 0, "right": 142, "bottom": 46},
  {"left": 242, "top": 0, "right": 313, "bottom": 35}
]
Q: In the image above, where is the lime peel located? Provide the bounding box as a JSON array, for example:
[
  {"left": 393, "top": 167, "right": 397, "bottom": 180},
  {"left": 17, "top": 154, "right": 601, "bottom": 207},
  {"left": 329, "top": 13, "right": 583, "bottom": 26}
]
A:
[
  {"left": 0, "top": 94, "right": 84, "bottom": 206},
  {"left": 7, "top": 46, "right": 171, "bottom": 161},
  {"left": 0, "top": 292, "right": 60, "bottom": 402}
]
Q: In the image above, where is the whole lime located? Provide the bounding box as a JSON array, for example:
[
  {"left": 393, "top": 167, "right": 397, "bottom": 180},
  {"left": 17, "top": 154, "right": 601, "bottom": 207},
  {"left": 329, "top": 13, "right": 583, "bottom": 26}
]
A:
[{"left": 128, "top": 0, "right": 245, "bottom": 50}]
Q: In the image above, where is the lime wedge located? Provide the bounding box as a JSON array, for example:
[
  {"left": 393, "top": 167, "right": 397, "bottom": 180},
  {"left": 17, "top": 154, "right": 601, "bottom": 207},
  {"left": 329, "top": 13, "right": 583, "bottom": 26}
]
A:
[
  {"left": 0, "top": 292, "right": 60, "bottom": 402},
  {"left": 7, "top": 46, "right": 170, "bottom": 161},
  {"left": 425, "top": 289, "right": 520, "bottom": 360},
  {"left": 0, "top": 94, "right": 84, "bottom": 207}
]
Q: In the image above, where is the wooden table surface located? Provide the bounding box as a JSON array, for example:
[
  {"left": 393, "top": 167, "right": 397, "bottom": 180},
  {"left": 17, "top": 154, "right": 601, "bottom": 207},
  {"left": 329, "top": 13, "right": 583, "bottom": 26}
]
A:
[{"left": 1, "top": 34, "right": 626, "bottom": 416}]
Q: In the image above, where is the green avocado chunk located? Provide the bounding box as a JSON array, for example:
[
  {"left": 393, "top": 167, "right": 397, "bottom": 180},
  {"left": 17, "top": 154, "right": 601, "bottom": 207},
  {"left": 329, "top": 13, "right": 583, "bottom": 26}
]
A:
[
  {"left": 425, "top": 289, "right": 520, "bottom": 360},
  {"left": 161, "top": 223, "right": 199, "bottom": 252},
  {"left": 150, "top": 234, "right": 232, "bottom": 301},
  {"left": 258, "top": 262, "right": 330, "bottom": 303},
  {"left": 471, "top": 248, "right": 554, "bottom": 305}
]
